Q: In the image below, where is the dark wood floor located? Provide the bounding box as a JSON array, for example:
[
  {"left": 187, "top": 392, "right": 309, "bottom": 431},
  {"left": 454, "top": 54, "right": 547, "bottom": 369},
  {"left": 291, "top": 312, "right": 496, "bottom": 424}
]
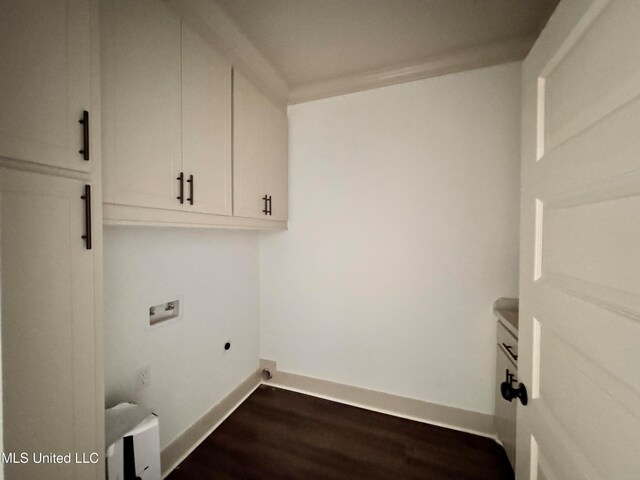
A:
[{"left": 167, "top": 385, "right": 513, "bottom": 480}]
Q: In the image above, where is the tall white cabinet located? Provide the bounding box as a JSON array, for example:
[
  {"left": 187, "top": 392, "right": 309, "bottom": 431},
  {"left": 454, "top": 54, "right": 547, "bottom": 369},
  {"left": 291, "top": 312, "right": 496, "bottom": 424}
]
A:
[{"left": 0, "top": 0, "right": 103, "bottom": 478}]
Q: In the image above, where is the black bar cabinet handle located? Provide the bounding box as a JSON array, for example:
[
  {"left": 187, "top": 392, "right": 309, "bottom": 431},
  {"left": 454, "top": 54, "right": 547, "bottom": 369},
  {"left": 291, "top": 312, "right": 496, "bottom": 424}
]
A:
[
  {"left": 502, "top": 343, "right": 518, "bottom": 361},
  {"left": 187, "top": 174, "right": 194, "bottom": 205},
  {"left": 176, "top": 172, "right": 184, "bottom": 204},
  {"left": 262, "top": 195, "right": 269, "bottom": 215},
  {"left": 81, "top": 185, "right": 92, "bottom": 250},
  {"left": 268, "top": 195, "right": 272, "bottom": 215},
  {"left": 79, "top": 110, "right": 89, "bottom": 160}
]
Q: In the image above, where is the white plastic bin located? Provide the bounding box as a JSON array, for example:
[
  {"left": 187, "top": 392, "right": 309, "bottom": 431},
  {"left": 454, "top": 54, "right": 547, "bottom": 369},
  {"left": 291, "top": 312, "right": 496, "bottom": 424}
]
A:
[{"left": 105, "top": 403, "right": 161, "bottom": 480}]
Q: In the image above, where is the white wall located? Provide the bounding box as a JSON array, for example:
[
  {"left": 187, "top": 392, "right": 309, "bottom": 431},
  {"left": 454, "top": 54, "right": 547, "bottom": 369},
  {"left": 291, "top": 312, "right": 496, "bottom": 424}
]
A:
[
  {"left": 260, "top": 62, "right": 521, "bottom": 415},
  {"left": 104, "top": 227, "right": 259, "bottom": 448}
]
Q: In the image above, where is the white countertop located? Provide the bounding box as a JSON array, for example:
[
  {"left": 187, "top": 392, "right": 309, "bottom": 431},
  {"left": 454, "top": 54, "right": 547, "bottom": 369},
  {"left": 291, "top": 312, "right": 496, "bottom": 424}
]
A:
[{"left": 493, "top": 297, "right": 519, "bottom": 338}]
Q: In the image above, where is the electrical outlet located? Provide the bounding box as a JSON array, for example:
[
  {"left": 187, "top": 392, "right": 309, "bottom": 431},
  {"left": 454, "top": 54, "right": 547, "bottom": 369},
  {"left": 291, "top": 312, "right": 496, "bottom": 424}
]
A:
[{"left": 136, "top": 366, "right": 151, "bottom": 391}]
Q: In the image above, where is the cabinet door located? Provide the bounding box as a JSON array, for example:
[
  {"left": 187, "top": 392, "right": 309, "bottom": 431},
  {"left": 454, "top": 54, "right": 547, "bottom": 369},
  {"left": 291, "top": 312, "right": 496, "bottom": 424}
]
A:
[
  {"left": 233, "top": 70, "right": 265, "bottom": 219},
  {"left": 233, "top": 72, "right": 288, "bottom": 221},
  {"left": 495, "top": 345, "right": 517, "bottom": 469},
  {"left": 262, "top": 99, "right": 289, "bottom": 221},
  {"left": 182, "top": 22, "right": 232, "bottom": 216},
  {"left": 0, "top": 0, "right": 91, "bottom": 172},
  {"left": 0, "top": 169, "right": 99, "bottom": 479},
  {"left": 102, "top": 0, "right": 183, "bottom": 211}
]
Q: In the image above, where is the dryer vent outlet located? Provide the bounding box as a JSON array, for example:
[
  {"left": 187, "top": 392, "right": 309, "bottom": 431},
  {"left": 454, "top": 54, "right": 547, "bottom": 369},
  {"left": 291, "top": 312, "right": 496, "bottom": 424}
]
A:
[{"left": 261, "top": 368, "right": 272, "bottom": 381}]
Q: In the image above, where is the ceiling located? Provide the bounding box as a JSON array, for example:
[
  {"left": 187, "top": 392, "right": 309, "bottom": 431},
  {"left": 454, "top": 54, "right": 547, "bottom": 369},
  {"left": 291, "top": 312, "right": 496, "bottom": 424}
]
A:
[{"left": 215, "top": 0, "right": 560, "bottom": 90}]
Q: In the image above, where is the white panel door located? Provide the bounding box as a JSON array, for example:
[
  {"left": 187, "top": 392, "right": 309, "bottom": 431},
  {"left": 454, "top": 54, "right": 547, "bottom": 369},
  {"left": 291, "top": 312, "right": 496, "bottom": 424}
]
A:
[
  {"left": 0, "top": 169, "right": 99, "bottom": 479},
  {"left": 0, "top": 0, "right": 91, "bottom": 172},
  {"left": 182, "top": 21, "right": 232, "bottom": 216},
  {"left": 518, "top": 1, "right": 640, "bottom": 478},
  {"left": 101, "top": 0, "right": 182, "bottom": 210},
  {"left": 262, "top": 99, "right": 289, "bottom": 221},
  {"left": 233, "top": 71, "right": 265, "bottom": 219}
]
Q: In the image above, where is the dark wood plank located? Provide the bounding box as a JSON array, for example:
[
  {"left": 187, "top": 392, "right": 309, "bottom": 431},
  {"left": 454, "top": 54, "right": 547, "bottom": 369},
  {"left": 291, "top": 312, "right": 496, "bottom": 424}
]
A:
[{"left": 167, "top": 385, "right": 513, "bottom": 480}]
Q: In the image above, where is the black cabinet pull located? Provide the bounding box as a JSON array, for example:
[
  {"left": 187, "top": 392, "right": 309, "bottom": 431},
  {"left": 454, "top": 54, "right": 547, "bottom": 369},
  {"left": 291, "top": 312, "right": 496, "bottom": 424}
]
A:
[
  {"left": 81, "top": 185, "right": 92, "bottom": 250},
  {"left": 187, "top": 174, "right": 194, "bottom": 205},
  {"left": 262, "top": 194, "right": 272, "bottom": 215},
  {"left": 502, "top": 343, "right": 518, "bottom": 361},
  {"left": 177, "top": 172, "right": 184, "bottom": 204},
  {"left": 79, "top": 110, "right": 89, "bottom": 160}
]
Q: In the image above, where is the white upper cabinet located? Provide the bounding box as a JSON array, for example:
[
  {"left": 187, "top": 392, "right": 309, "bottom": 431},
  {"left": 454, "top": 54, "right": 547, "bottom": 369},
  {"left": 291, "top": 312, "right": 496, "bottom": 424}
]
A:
[
  {"left": 181, "top": 22, "right": 232, "bottom": 216},
  {"left": 101, "top": 0, "right": 234, "bottom": 218},
  {"left": 0, "top": 0, "right": 92, "bottom": 172},
  {"left": 101, "top": 0, "right": 183, "bottom": 210},
  {"left": 234, "top": 71, "right": 289, "bottom": 221},
  {"left": 101, "top": 0, "right": 287, "bottom": 228}
]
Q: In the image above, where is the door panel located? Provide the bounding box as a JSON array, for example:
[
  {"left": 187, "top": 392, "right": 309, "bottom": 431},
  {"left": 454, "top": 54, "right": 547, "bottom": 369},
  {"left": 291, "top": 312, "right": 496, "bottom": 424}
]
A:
[
  {"left": 0, "top": 169, "right": 99, "bottom": 479},
  {"left": 0, "top": 0, "right": 91, "bottom": 172},
  {"left": 544, "top": 0, "right": 640, "bottom": 153},
  {"left": 233, "top": 71, "right": 288, "bottom": 221},
  {"left": 518, "top": 1, "right": 640, "bottom": 478},
  {"left": 542, "top": 195, "right": 640, "bottom": 295},
  {"left": 536, "top": 95, "right": 640, "bottom": 200},
  {"left": 262, "top": 100, "right": 289, "bottom": 221},
  {"left": 182, "top": 21, "right": 232, "bottom": 216},
  {"left": 101, "top": 0, "right": 182, "bottom": 210},
  {"left": 233, "top": 71, "right": 265, "bottom": 219},
  {"left": 538, "top": 329, "right": 639, "bottom": 478}
]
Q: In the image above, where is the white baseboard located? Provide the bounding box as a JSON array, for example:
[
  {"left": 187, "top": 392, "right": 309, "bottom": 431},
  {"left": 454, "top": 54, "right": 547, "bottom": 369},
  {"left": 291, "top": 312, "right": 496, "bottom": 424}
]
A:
[
  {"left": 160, "top": 368, "right": 261, "bottom": 478},
  {"left": 260, "top": 359, "right": 496, "bottom": 439}
]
